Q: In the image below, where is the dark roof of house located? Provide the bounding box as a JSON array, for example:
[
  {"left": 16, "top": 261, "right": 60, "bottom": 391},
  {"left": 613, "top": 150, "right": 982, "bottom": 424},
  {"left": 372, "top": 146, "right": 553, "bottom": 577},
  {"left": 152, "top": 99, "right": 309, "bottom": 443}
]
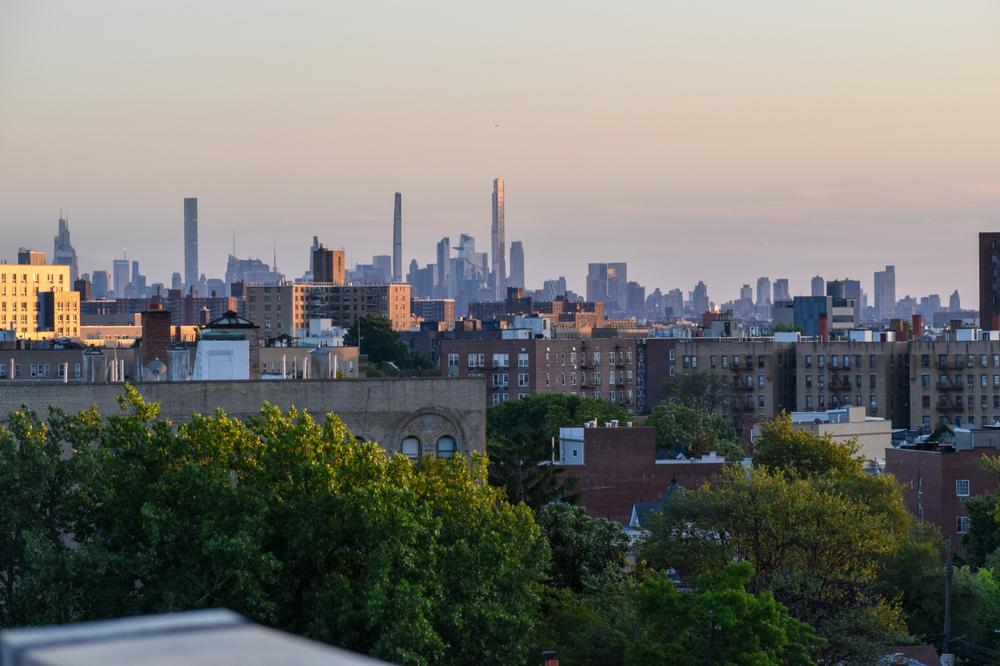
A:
[{"left": 630, "top": 480, "right": 681, "bottom": 529}]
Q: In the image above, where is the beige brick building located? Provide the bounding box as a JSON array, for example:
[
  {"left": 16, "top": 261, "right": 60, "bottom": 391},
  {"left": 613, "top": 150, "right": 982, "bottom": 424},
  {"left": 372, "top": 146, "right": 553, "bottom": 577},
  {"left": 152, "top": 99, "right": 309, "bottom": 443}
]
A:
[
  {"left": 246, "top": 283, "right": 411, "bottom": 337},
  {"left": 908, "top": 339, "right": 1000, "bottom": 430},
  {"left": 440, "top": 337, "right": 641, "bottom": 412},
  {"left": 0, "top": 261, "right": 80, "bottom": 339}
]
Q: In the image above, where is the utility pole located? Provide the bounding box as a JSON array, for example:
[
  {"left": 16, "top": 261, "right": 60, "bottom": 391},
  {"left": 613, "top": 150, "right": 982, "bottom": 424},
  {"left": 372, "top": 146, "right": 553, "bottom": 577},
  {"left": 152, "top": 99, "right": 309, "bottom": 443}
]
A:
[{"left": 943, "top": 535, "right": 954, "bottom": 660}]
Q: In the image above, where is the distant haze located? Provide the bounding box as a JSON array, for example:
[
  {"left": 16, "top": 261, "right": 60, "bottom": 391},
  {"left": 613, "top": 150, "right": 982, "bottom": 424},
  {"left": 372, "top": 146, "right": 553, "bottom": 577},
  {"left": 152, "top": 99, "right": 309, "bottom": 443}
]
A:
[{"left": 1, "top": 1, "right": 998, "bottom": 303}]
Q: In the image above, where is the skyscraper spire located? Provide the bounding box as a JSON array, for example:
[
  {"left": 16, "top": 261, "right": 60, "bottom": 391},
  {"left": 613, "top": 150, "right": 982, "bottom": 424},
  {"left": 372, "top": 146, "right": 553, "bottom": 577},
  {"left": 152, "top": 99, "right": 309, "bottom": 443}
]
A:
[
  {"left": 183, "top": 197, "right": 199, "bottom": 290},
  {"left": 53, "top": 210, "right": 78, "bottom": 282},
  {"left": 491, "top": 177, "right": 506, "bottom": 299},
  {"left": 392, "top": 192, "right": 402, "bottom": 282}
]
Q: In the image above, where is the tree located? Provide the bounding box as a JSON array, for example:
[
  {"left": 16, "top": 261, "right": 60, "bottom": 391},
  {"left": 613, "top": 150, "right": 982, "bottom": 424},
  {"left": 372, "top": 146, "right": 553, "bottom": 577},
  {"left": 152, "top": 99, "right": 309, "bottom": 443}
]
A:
[
  {"left": 645, "top": 403, "right": 741, "bottom": 460},
  {"left": 344, "top": 314, "right": 409, "bottom": 368},
  {"left": 486, "top": 395, "right": 628, "bottom": 510},
  {"left": 658, "top": 371, "right": 732, "bottom": 413},
  {"left": 537, "top": 502, "right": 629, "bottom": 592},
  {"left": 0, "top": 387, "right": 550, "bottom": 666},
  {"left": 642, "top": 466, "right": 910, "bottom": 664},
  {"left": 877, "top": 522, "right": 945, "bottom": 643},
  {"left": 752, "top": 412, "right": 862, "bottom": 477},
  {"left": 625, "top": 562, "right": 819, "bottom": 666}
]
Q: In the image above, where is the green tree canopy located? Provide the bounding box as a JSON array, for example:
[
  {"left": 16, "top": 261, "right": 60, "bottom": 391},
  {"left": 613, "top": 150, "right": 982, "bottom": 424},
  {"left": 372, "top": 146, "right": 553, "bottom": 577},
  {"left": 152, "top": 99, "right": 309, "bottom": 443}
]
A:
[
  {"left": 625, "top": 562, "right": 820, "bottom": 666},
  {"left": 537, "top": 502, "right": 629, "bottom": 592},
  {"left": 753, "top": 412, "right": 863, "bottom": 477},
  {"left": 657, "top": 371, "right": 732, "bottom": 413},
  {"left": 641, "top": 465, "right": 910, "bottom": 664},
  {"left": 645, "top": 403, "right": 741, "bottom": 460},
  {"left": 343, "top": 314, "right": 409, "bottom": 368},
  {"left": 0, "top": 387, "right": 549, "bottom": 666}
]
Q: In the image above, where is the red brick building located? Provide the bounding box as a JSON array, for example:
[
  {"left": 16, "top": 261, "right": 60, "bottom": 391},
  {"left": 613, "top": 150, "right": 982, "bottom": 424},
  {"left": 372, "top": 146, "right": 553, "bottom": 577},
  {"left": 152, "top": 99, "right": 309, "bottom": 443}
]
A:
[
  {"left": 886, "top": 443, "right": 1000, "bottom": 538},
  {"left": 555, "top": 424, "right": 730, "bottom": 524}
]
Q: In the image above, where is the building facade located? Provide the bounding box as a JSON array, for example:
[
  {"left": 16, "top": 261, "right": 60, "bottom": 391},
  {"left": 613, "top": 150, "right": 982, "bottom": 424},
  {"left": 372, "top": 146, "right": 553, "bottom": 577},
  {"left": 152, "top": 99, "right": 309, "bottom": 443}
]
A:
[
  {"left": 0, "top": 261, "right": 80, "bottom": 339},
  {"left": 246, "top": 283, "right": 411, "bottom": 336}
]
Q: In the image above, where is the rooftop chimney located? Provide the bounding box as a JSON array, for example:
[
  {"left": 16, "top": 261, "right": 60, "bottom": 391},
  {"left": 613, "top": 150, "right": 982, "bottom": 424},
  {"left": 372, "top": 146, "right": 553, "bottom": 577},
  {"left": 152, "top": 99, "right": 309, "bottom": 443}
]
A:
[
  {"left": 912, "top": 314, "right": 922, "bottom": 339},
  {"left": 818, "top": 313, "right": 829, "bottom": 343}
]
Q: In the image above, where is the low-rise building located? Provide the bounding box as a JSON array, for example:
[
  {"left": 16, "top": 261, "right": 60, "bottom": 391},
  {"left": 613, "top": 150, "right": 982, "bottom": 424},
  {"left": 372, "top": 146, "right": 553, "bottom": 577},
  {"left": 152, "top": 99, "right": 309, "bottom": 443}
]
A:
[
  {"left": 246, "top": 283, "right": 411, "bottom": 336},
  {"left": 887, "top": 429, "right": 1000, "bottom": 538},
  {"left": 555, "top": 424, "right": 730, "bottom": 524}
]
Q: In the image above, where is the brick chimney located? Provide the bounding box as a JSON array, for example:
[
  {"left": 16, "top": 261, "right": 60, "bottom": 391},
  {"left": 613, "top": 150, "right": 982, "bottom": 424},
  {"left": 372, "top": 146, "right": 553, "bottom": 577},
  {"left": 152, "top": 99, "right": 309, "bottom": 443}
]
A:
[
  {"left": 992, "top": 314, "right": 1000, "bottom": 331},
  {"left": 818, "top": 313, "right": 829, "bottom": 343},
  {"left": 141, "top": 303, "right": 172, "bottom": 368},
  {"left": 912, "top": 314, "right": 922, "bottom": 339}
]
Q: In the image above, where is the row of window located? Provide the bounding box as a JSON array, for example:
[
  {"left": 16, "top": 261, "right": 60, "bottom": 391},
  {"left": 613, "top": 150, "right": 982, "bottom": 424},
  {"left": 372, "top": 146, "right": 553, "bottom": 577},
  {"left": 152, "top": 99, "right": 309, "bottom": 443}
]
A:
[
  {"left": 921, "top": 374, "right": 1000, "bottom": 389},
  {"left": 400, "top": 435, "right": 456, "bottom": 459},
  {"left": 0, "top": 273, "right": 64, "bottom": 283},
  {"left": 543, "top": 370, "right": 634, "bottom": 386},
  {"left": 802, "top": 394, "right": 876, "bottom": 410},
  {"left": 922, "top": 394, "right": 1000, "bottom": 410},
  {"left": 545, "top": 350, "right": 633, "bottom": 366},
  {"left": 920, "top": 354, "right": 1000, "bottom": 369},
  {"left": 0, "top": 362, "right": 82, "bottom": 379}
]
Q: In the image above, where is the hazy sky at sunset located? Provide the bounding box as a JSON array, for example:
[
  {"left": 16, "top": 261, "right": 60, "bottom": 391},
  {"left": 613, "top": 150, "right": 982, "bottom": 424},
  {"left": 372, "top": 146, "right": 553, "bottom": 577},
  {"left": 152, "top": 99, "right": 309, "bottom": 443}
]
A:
[{"left": 1, "top": 1, "right": 998, "bottom": 303}]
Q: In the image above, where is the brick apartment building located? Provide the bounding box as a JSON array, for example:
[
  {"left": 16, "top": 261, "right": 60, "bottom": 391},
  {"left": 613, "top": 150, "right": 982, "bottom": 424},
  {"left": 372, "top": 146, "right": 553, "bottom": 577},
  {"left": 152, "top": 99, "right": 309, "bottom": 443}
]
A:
[
  {"left": 440, "top": 337, "right": 641, "bottom": 411},
  {"left": 555, "top": 424, "right": 730, "bottom": 524},
  {"left": 887, "top": 430, "right": 1000, "bottom": 538},
  {"left": 0, "top": 260, "right": 80, "bottom": 340},
  {"left": 908, "top": 339, "right": 1000, "bottom": 429},
  {"left": 245, "top": 283, "right": 411, "bottom": 336}
]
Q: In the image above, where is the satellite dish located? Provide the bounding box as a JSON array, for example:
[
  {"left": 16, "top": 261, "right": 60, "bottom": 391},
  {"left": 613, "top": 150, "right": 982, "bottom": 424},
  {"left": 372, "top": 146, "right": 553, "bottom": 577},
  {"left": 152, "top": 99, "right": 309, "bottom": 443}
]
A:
[{"left": 148, "top": 359, "right": 167, "bottom": 376}]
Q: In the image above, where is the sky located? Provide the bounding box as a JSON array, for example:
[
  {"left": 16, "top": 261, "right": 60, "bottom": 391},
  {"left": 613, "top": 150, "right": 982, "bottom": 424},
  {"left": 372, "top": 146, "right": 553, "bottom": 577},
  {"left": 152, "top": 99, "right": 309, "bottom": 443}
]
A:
[{"left": 1, "top": 0, "right": 998, "bottom": 304}]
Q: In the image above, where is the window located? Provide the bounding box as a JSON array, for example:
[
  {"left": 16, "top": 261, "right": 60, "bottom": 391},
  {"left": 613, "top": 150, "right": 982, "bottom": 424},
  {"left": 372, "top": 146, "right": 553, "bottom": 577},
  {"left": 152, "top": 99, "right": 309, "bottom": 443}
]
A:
[
  {"left": 668, "top": 349, "right": 676, "bottom": 361},
  {"left": 918, "top": 477, "right": 924, "bottom": 494},
  {"left": 517, "top": 353, "right": 529, "bottom": 368},
  {"left": 805, "top": 395, "right": 813, "bottom": 409},
  {"left": 956, "top": 479, "right": 970, "bottom": 497},
  {"left": 518, "top": 373, "right": 529, "bottom": 387},
  {"left": 818, "top": 355, "right": 825, "bottom": 369},
  {"left": 710, "top": 355, "right": 717, "bottom": 369},
  {"left": 758, "top": 395, "right": 765, "bottom": 408},
  {"left": 921, "top": 374, "right": 930, "bottom": 389},
  {"left": 401, "top": 436, "right": 421, "bottom": 459},
  {"left": 805, "top": 375, "right": 812, "bottom": 389},
  {"left": 436, "top": 436, "right": 456, "bottom": 458},
  {"left": 448, "top": 353, "right": 459, "bottom": 368},
  {"left": 721, "top": 355, "right": 728, "bottom": 369},
  {"left": 758, "top": 374, "right": 765, "bottom": 388},
  {"left": 492, "top": 353, "right": 509, "bottom": 368},
  {"left": 609, "top": 351, "right": 616, "bottom": 364},
  {"left": 691, "top": 355, "right": 698, "bottom": 369},
  {"left": 957, "top": 516, "right": 971, "bottom": 534},
  {"left": 593, "top": 351, "right": 601, "bottom": 365}
]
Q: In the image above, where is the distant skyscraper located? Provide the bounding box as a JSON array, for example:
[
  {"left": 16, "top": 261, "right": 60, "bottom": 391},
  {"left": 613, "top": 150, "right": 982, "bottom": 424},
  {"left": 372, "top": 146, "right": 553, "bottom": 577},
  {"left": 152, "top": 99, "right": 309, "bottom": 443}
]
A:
[
  {"left": 52, "top": 213, "right": 78, "bottom": 283},
  {"left": 171, "top": 272, "right": 182, "bottom": 291},
  {"left": 874, "top": 265, "right": 896, "bottom": 321},
  {"left": 92, "top": 270, "right": 110, "bottom": 299},
  {"left": 112, "top": 257, "right": 130, "bottom": 297},
  {"left": 373, "top": 255, "right": 392, "bottom": 283},
  {"left": 755, "top": 277, "right": 771, "bottom": 306},
  {"left": 773, "top": 278, "right": 790, "bottom": 302},
  {"left": 980, "top": 233, "right": 1000, "bottom": 327},
  {"left": 950, "top": 289, "right": 962, "bottom": 312},
  {"left": 690, "top": 281, "right": 709, "bottom": 315},
  {"left": 586, "top": 262, "right": 627, "bottom": 310},
  {"left": 491, "top": 178, "right": 506, "bottom": 299},
  {"left": 392, "top": 192, "right": 402, "bottom": 282},
  {"left": 183, "top": 197, "right": 199, "bottom": 290},
  {"left": 436, "top": 237, "right": 451, "bottom": 287},
  {"left": 509, "top": 240, "right": 524, "bottom": 290},
  {"left": 740, "top": 284, "right": 753, "bottom": 301},
  {"left": 811, "top": 275, "right": 824, "bottom": 297}
]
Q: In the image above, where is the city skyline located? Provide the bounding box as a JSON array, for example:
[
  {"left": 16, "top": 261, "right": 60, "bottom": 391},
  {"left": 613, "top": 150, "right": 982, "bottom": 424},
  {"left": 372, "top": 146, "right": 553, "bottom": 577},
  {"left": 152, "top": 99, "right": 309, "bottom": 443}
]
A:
[{"left": 1, "top": 1, "right": 998, "bottom": 301}]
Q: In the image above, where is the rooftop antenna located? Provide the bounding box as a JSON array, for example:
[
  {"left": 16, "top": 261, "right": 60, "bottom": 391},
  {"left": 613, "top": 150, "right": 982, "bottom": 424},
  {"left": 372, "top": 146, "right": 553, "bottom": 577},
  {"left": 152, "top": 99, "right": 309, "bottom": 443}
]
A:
[{"left": 232, "top": 228, "right": 236, "bottom": 257}]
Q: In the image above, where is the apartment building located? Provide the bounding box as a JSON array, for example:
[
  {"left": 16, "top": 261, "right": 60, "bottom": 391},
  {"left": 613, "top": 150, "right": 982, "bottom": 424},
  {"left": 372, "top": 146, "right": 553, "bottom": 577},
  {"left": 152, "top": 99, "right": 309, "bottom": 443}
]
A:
[
  {"left": 0, "top": 260, "right": 80, "bottom": 339},
  {"left": 644, "top": 338, "right": 796, "bottom": 436},
  {"left": 909, "top": 339, "right": 1000, "bottom": 429},
  {"left": 246, "top": 283, "right": 411, "bottom": 336},
  {"left": 792, "top": 340, "right": 910, "bottom": 428},
  {"left": 440, "top": 337, "right": 640, "bottom": 412}
]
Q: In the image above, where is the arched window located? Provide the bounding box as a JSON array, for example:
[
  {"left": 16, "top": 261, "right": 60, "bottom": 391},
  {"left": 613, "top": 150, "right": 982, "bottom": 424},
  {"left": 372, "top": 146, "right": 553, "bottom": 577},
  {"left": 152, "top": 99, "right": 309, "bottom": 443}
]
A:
[
  {"left": 436, "top": 435, "right": 456, "bottom": 458},
  {"left": 401, "top": 436, "right": 421, "bottom": 459}
]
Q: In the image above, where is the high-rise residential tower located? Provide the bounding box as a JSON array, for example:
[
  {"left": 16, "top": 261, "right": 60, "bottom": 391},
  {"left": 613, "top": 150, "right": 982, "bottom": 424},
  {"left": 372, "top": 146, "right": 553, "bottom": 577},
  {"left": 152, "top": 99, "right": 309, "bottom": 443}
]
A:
[
  {"left": 811, "top": 275, "right": 825, "bottom": 297},
  {"left": 113, "top": 256, "right": 130, "bottom": 297},
  {"left": 491, "top": 178, "right": 506, "bottom": 299},
  {"left": 392, "top": 192, "right": 402, "bottom": 282},
  {"left": 755, "top": 277, "right": 771, "bottom": 306},
  {"left": 509, "top": 240, "right": 525, "bottom": 290},
  {"left": 980, "top": 233, "right": 1000, "bottom": 327},
  {"left": 773, "top": 278, "right": 790, "bottom": 302},
  {"left": 874, "top": 265, "right": 896, "bottom": 321},
  {"left": 52, "top": 213, "right": 78, "bottom": 283},
  {"left": 183, "top": 197, "right": 198, "bottom": 290}
]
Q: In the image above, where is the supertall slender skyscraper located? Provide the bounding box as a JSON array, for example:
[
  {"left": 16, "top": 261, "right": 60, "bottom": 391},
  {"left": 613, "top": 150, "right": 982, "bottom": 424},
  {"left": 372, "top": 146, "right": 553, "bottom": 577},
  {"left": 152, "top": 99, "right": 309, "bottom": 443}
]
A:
[
  {"left": 392, "top": 192, "right": 402, "bottom": 282},
  {"left": 491, "top": 178, "right": 506, "bottom": 299},
  {"left": 183, "top": 197, "right": 199, "bottom": 290}
]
